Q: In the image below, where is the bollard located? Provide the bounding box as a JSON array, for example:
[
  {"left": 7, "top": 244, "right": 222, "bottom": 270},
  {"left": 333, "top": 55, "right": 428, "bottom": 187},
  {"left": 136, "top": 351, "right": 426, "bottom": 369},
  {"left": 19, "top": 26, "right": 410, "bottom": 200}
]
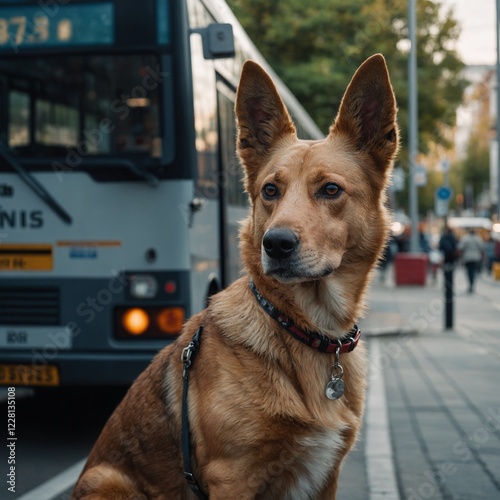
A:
[{"left": 443, "top": 263, "right": 454, "bottom": 330}]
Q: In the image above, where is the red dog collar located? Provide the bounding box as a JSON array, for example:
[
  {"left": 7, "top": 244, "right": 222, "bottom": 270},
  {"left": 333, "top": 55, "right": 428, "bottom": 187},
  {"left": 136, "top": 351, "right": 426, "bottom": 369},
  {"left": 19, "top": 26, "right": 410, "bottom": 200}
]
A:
[{"left": 249, "top": 280, "right": 361, "bottom": 354}]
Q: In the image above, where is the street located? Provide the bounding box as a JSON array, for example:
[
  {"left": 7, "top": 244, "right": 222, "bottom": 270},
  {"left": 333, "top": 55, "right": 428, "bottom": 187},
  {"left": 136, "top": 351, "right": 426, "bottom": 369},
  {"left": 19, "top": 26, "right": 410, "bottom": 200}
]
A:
[
  {"left": 1, "top": 265, "right": 499, "bottom": 500},
  {"left": 1, "top": 386, "right": 127, "bottom": 499}
]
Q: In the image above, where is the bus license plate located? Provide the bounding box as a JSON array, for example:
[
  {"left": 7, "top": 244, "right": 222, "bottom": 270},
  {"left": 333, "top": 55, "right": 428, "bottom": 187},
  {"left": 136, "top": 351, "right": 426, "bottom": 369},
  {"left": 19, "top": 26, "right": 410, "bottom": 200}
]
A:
[
  {"left": 0, "top": 244, "right": 53, "bottom": 271},
  {"left": 0, "top": 365, "right": 60, "bottom": 386}
]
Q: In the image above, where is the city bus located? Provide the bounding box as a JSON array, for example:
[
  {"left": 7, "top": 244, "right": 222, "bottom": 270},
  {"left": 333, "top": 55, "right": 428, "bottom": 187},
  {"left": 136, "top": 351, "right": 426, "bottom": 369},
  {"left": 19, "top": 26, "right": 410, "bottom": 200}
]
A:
[{"left": 0, "top": 0, "right": 322, "bottom": 386}]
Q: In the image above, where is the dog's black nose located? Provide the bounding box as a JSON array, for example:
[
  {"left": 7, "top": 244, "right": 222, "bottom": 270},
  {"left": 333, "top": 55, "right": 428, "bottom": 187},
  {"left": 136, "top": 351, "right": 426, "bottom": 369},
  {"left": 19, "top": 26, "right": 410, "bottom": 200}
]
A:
[{"left": 263, "top": 229, "right": 299, "bottom": 260}]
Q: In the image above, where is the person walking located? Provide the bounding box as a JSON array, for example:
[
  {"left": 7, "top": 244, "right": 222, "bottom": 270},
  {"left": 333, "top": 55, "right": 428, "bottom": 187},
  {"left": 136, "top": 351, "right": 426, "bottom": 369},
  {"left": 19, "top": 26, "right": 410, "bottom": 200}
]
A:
[
  {"left": 494, "top": 238, "right": 500, "bottom": 263},
  {"left": 484, "top": 236, "right": 495, "bottom": 272},
  {"left": 439, "top": 226, "right": 458, "bottom": 266},
  {"left": 458, "top": 229, "right": 484, "bottom": 293}
]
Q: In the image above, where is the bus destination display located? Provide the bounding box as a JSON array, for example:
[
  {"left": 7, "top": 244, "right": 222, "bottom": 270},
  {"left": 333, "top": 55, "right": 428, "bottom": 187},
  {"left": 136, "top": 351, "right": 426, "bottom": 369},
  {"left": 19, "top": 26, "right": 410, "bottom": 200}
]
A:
[{"left": 0, "top": 3, "right": 114, "bottom": 50}]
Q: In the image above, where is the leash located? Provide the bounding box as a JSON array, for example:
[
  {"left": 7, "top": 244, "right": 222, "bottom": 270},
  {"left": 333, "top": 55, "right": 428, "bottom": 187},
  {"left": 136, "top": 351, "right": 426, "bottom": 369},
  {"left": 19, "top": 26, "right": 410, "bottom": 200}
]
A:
[{"left": 181, "top": 326, "right": 209, "bottom": 499}]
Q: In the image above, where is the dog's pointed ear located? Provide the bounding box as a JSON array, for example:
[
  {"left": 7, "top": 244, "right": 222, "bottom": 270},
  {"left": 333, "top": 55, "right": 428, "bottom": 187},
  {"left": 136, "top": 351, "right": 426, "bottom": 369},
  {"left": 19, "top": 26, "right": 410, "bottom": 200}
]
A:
[
  {"left": 235, "top": 61, "right": 296, "bottom": 173},
  {"left": 330, "top": 54, "right": 399, "bottom": 168}
]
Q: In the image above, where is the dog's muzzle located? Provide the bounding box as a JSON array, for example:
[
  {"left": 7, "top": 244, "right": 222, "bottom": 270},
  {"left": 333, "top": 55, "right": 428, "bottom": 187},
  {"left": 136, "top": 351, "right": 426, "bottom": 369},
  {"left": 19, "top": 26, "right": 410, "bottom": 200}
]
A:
[
  {"left": 262, "top": 228, "right": 334, "bottom": 282},
  {"left": 262, "top": 228, "right": 304, "bottom": 281},
  {"left": 262, "top": 228, "right": 299, "bottom": 260}
]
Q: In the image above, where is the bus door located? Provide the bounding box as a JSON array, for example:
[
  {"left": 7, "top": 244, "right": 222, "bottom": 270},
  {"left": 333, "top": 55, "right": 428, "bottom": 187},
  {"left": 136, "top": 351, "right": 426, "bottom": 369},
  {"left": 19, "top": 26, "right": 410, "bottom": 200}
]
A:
[
  {"left": 216, "top": 80, "right": 247, "bottom": 286},
  {"left": 187, "top": 4, "right": 222, "bottom": 310}
]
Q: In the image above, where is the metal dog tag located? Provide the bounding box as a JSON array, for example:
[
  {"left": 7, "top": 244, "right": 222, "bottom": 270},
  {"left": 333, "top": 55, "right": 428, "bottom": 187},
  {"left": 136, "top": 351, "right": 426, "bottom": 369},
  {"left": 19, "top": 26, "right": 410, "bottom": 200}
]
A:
[{"left": 325, "top": 378, "right": 345, "bottom": 400}]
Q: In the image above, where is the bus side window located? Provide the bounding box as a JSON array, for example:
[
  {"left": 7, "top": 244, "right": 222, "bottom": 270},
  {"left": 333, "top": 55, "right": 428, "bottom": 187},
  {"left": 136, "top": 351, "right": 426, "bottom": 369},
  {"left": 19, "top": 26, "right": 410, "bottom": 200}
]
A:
[
  {"left": 217, "top": 83, "right": 248, "bottom": 285},
  {"left": 35, "top": 99, "right": 78, "bottom": 147},
  {"left": 8, "top": 90, "right": 30, "bottom": 147}
]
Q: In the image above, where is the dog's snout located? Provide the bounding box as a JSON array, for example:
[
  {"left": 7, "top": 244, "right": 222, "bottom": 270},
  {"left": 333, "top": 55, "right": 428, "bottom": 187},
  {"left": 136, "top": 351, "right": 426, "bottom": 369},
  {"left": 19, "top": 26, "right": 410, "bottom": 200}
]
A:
[{"left": 263, "top": 229, "right": 299, "bottom": 260}]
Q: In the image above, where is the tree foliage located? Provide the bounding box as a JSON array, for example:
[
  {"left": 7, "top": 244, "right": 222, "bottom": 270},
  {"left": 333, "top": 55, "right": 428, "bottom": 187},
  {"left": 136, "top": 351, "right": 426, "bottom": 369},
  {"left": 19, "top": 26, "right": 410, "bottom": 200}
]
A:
[
  {"left": 452, "top": 75, "right": 492, "bottom": 212},
  {"left": 455, "top": 135, "right": 490, "bottom": 210},
  {"left": 228, "top": 0, "right": 467, "bottom": 159}
]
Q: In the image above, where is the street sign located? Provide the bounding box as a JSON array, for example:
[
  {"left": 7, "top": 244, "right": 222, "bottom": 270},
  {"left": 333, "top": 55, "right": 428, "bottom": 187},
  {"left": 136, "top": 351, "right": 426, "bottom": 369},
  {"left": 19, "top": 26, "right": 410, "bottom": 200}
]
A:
[
  {"left": 414, "top": 164, "right": 427, "bottom": 187},
  {"left": 391, "top": 167, "right": 405, "bottom": 192},
  {"left": 435, "top": 198, "right": 448, "bottom": 216},
  {"left": 436, "top": 186, "right": 452, "bottom": 201},
  {"left": 435, "top": 186, "right": 452, "bottom": 216},
  {"left": 440, "top": 159, "right": 451, "bottom": 173}
]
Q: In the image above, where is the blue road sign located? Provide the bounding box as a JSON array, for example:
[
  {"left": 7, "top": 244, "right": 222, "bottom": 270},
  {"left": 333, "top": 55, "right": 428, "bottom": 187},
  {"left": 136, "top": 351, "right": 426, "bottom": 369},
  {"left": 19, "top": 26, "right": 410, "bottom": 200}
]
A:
[{"left": 436, "top": 186, "right": 452, "bottom": 201}]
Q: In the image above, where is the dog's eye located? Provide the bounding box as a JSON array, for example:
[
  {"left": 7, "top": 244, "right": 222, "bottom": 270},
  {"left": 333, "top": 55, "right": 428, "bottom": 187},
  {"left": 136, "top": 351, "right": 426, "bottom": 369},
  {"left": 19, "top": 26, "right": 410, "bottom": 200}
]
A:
[
  {"left": 321, "top": 183, "right": 342, "bottom": 198},
  {"left": 262, "top": 183, "right": 279, "bottom": 200}
]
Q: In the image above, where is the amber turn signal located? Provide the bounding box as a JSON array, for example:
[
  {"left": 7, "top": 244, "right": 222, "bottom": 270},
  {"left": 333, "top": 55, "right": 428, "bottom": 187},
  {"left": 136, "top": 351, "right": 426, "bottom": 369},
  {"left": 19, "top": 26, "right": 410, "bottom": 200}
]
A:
[
  {"left": 157, "top": 307, "right": 185, "bottom": 334},
  {"left": 121, "top": 308, "right": 150, "bottom": 335}
]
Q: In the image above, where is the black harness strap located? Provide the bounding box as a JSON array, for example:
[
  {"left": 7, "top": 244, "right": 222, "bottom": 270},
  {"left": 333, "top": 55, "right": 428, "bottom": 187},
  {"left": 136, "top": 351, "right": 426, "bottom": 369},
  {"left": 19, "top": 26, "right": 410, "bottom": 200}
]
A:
[{"left": 181, "top": 326, "right": 209, "bottom": 499}]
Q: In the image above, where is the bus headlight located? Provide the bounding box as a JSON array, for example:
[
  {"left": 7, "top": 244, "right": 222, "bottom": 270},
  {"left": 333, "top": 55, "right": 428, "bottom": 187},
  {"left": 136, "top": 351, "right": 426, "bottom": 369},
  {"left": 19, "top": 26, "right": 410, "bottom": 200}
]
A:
[{"left": 129, "top": 275, "right": 158, "bottom": 299}]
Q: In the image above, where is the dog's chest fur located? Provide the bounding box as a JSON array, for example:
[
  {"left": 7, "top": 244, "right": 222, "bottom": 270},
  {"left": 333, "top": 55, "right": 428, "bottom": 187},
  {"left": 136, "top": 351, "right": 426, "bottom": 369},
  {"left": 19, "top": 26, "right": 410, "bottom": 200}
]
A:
[{"left": 283, "top": 428, "right": 344, "bottom": 499}]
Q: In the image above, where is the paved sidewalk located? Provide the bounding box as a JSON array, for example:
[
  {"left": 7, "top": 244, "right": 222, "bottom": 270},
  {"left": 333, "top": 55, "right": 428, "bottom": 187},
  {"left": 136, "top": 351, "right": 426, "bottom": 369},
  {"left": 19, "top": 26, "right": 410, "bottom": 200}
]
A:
[
  {"left": 361, "top": 264, "right": 500, "bottom": 339},
  {"left": 339, "top": 266, "right": 500, "bottom": 500}
]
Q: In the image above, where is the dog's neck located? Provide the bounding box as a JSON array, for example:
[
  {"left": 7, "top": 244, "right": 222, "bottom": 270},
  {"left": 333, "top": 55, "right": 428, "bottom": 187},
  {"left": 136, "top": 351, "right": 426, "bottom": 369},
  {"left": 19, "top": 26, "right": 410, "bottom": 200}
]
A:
[
  {"left": 239, "top": 212, "right": 379, "bottom": 339},
  {"left": 249, "top": 264, "right": 372, "bottom": 340},
  {"left": 293, "top": 279, "right": 355, "bottom": 334}
]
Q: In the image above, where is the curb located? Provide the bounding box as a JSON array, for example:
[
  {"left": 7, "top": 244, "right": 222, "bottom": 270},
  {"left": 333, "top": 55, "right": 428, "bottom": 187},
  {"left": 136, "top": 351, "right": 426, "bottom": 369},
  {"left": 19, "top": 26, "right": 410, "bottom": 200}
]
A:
[{"left": 362, "top": 326, "right": 418, "bottom": 337}]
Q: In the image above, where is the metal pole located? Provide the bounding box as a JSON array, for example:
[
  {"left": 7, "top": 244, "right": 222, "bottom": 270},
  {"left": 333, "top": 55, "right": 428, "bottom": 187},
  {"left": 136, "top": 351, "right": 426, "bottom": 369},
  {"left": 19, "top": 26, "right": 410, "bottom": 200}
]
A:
[
  {"left": 408, "top": 0, "right": 420, "bottom": 252},
  {"left": 444, "top": 263, "right": 454, "bottom": 330},
  {"left": 496, "top": 0, "right": 500, "bottom": 217}
]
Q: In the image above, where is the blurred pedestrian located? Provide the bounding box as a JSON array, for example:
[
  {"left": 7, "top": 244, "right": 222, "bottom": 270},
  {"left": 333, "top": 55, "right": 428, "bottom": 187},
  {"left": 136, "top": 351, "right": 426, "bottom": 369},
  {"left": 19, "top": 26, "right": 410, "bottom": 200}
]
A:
[
  {"left": 494, "top": 238, "right": 500, "bottom": 263},
  {"left": 379, "top": 237, "right": 397, "bottom": 283},
  {"left": 419, "top": 230, "right": 430, "bottom": 254},
  {"left": 428, "top": 245, "right": 442, "bottom": 284},
  {"left": 484, "top": 236, "right": 495, "bottom": 272},
  {"left": 493, "top": 238, "right": 500, "bottom": 281},
  {"left": 438, "top": 226, "right": 458, "bottom": 266},
  {"left": 458, "top": 229, "right": 484, "bottom": 293}
]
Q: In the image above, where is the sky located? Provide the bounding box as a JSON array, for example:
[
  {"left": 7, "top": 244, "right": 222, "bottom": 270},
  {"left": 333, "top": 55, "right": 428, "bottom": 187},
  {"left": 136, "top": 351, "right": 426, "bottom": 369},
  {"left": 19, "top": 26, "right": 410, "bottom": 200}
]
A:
[{"left": 442, "top": 0, "right": 496, "bottom": 65}]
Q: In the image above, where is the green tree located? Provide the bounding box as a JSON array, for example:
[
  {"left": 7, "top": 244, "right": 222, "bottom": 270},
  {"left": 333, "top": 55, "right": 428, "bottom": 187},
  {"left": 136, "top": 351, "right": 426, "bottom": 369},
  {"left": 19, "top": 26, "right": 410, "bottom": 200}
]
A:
[
  {"left": 228, "top": 0, "right": 467, "bottom": 211},
  {"left": 455, "top": 134, "right": 490, "bottom": 210},
  {"left": 418, "top": 168, "right": 444, "bottom": 215}
]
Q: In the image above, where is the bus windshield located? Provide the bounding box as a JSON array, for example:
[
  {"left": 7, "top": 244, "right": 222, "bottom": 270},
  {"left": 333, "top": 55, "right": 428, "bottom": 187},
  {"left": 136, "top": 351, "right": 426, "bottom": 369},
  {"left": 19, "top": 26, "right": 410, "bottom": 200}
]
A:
[{"left": 0, "top": 54, "right": 163, "bottom": 161}]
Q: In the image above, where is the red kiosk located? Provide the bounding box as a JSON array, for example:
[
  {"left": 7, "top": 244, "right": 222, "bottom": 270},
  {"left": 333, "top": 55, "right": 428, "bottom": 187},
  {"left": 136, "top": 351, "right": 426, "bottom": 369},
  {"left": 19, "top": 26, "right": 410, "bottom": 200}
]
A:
[{"left": 394, "top": 253, "right": 428, "bottom": 286}]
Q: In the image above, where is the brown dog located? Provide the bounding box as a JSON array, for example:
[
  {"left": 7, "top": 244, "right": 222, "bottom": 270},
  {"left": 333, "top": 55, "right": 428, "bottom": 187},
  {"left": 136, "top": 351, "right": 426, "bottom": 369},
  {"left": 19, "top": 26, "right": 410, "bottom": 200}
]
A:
[{"left": 73, "top": 53, "right": 398, "bottom": 499}]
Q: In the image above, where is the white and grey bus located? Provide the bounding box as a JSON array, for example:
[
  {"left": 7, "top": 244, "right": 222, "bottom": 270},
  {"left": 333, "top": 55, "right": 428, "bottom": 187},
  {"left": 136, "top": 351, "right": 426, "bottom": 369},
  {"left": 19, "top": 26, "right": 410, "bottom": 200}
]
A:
[{"left": 0, "top": 0, "right": 322, "bottom": 386}]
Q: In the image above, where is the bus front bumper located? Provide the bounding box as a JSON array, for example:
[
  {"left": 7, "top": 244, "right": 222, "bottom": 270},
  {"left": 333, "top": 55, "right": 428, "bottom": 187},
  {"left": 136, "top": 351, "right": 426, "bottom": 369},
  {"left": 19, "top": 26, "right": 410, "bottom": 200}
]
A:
[{"left": 0, "top": 351, "right": 157, "bottom": 387}]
